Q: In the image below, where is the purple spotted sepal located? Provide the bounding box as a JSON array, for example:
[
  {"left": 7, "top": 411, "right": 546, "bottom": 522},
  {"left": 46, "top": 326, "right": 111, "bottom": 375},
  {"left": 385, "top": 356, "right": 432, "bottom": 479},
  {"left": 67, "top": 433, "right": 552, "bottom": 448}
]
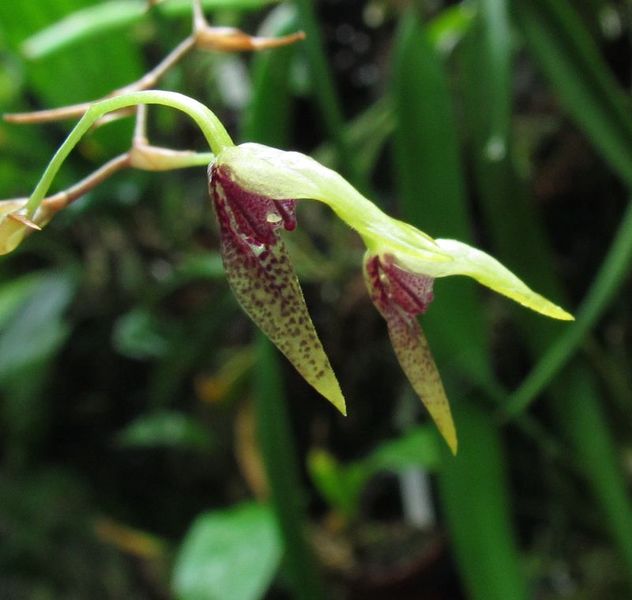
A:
[
  {"left": 209, "top": 162, "right": 346, "bottom": 415},
  {"left": 364, "top": 253, "right": 456, "bottom": 454}
]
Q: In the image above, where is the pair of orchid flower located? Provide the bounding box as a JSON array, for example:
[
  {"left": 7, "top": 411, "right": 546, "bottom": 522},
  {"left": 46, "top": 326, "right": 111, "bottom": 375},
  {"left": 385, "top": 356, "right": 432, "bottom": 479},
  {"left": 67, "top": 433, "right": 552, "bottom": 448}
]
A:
[
  {"left": 211, "top": 142, "right": 572, "bottom": 454},
  {"left": 0, "top": 100, "right": 572, "bottom": 455}
]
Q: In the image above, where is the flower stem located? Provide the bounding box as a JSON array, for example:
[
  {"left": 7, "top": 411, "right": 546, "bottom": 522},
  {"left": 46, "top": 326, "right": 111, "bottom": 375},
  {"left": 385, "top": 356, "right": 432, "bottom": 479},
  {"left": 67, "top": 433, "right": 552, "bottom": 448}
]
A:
[{"left": 26, "top": 90, "right": 232, "bottom": 217}]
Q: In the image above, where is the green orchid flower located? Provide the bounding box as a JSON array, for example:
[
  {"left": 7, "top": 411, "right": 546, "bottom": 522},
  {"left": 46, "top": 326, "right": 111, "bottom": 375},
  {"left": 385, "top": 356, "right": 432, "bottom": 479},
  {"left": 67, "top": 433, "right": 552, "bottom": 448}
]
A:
[{"left": 210, "top": 142, "right": 573, "bottom": 454}]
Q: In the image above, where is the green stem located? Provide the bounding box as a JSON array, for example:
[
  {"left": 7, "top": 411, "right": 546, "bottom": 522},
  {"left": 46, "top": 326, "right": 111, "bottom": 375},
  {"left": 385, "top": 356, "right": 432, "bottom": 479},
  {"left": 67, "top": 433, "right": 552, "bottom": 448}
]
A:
[
  {"left": 254, "top": 335, "right": 325, "bottom": 600},
  {"left": 26, "top": 90, "right": 232, "bottom": 217},
  {"left": 503, "top": 199, "right": 632, "bottom": 419}
]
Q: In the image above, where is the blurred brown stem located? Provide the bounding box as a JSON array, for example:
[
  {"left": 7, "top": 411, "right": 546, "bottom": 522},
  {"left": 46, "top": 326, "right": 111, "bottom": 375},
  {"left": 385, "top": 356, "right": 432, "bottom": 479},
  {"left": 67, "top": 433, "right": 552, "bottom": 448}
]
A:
[
  {"left": 41, "top": 153, "right": 132, "bottom": 213},
  {"left": 4, "top": 1, "right": 304, "bottom": 126}
]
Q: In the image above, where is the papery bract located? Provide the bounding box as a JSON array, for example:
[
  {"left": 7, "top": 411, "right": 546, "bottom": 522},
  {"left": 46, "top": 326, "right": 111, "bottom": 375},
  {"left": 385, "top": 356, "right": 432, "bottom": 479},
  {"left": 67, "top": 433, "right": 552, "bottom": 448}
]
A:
[
  {"left": 0, "top": 199, "right": 45, "bottom": 255},
  {"left": 209, "top": 163, "right": 346, "bottom": 415}
]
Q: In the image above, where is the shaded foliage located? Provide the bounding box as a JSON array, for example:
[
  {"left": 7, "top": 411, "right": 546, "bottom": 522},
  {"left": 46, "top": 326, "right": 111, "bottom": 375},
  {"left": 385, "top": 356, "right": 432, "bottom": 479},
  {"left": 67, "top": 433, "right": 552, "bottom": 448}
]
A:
[{"left": 1, "top": 1, "right": 632, "bottom": 598}]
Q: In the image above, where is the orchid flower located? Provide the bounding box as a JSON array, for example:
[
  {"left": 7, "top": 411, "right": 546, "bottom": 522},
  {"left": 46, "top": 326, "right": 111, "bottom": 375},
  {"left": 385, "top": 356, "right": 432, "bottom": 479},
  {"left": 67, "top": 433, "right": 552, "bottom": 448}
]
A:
[{"left": 210, "top": 143, "right": 573, "bottom": 454}]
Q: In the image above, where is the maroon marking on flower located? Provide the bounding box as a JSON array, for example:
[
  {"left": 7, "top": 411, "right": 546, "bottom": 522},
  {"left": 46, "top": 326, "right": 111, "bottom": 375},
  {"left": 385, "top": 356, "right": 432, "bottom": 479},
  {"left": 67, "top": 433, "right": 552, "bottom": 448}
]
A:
[{"left": 212, "top": 164, "right": 296, "bottom": 247}]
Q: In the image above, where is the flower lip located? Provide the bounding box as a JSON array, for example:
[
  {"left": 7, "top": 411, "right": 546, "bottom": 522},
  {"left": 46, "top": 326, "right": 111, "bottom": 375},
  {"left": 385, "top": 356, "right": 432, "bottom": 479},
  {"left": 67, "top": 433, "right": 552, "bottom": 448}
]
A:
[
  {"left": 367, "top": 253, "right": 435, "bottom": 317},
  {"left": 210, "top": 163, "right": 296, "bottom": 247}
]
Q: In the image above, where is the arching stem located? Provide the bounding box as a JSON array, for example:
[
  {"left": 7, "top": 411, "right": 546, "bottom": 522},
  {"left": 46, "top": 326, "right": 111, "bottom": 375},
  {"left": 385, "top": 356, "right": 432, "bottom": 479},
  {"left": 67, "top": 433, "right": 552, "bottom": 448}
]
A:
[{"left": 26, "top": 90, "right": 232, "bottom": 217}]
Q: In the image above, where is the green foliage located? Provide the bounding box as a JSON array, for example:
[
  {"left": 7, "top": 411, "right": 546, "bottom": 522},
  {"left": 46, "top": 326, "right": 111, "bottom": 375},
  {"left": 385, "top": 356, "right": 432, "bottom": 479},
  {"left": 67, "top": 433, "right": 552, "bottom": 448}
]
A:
[
  {"left": 23, "top": 0, "right": 281, "bottom": 59},
  {"left": 0, "top": 271, "right": 75, "bottom": 381},
  {"left": 308, "top": 425, "right": 441, "bottom": 520},
  {"left": 1, "top": 0, "right": 632, "bottom": 598},
  {"left": 439, "top": 399, "right": 528, "bottom": 600},
  {"left": 115, "top": 410, "right": 214, "bottom": 450},
  {"left": 173, "top": 502, "right": 282, "bottom": 600}
]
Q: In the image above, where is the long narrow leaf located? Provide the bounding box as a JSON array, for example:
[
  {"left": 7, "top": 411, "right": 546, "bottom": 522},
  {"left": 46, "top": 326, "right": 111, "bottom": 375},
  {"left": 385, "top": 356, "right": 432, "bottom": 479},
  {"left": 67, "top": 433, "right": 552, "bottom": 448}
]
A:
[
  {"left": 392, "top": 11, "right": 494, "bottom": 387},
  {"left": 558, "top": 367, "right": 632, "bottom": 576},
  {"left": 513, "top": 0, "right": 632, "bottom": 187},
  {"left": 504, "top": 0, "right": 632, "bottom": 412},
  {"left": 254, "top": 335, "right": 325, "bottom": 600},
  {"left": 245, "top": 8, "right": 327, "bottom": 599},
  {"left": 392, "top": 11, "right": 527, "bottom": 599},
  {"left": 22, "top": 0, "right": 281, "bottom": 59},
  {"left": 462, "top": 9, "right": 632, "bottom": 585},
  {"left": 438, "top": 398, "right": 528, "bottom": 600}
]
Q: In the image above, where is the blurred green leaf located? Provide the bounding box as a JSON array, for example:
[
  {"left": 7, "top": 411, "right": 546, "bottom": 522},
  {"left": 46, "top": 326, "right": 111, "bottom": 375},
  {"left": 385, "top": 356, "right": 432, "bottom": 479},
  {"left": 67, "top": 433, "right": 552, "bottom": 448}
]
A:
[
  {"left": 505, "top": 0, "right": 632, "bottom": 414},
  {"left": 116, "top": 410, "right": 213, "bottom": 450},
  {"left": 173, "top": 502, "right": 282, "bottom": 600},
  {"left": 560, "top": 367, "right": 632, "bottom": 579},
  {"left": 513, "top": 0, "right": 632, "bottom": 187},
  {"left": 0, "top": 0, "right": 143, "bottom": 109},
  {"left": 308, "top": 426, "right": 441, "bottom": 519},
  {"left": 254, "top": 336, "right": 326, "bottom": 600},
  {"left": 23, "top": 0, "right": 281, "bottom": 59},
  {"left": 0, "top": 274, "right": 41, "bottom": 330},
  {"left": 427, "top": 2, "right": 476, "bottom": 56},
  {"left": 462, "top": 6, "right": 632, "bottom": 587},
  {"left": 369, "top": 425, "right": 441, "bottom": 472},
  {"left": 0, "top": 270, "right": 77, "bottom": 466},
  {"left": 0, "top": 270, "right": 75, "bottom": 383},
  {"left": 113, "top": 309, "right": 173, "bottom": 360},
  {"left": 505, "top": 203, "right": 632, "bottom": 417},
  {"left": 308, "top": 450, "right": 369, "bottom": 520},
  {"left": 313, "top": 97, "right": 393, "bottom": 174},
  {"left": 21, "top": 1, "right": 147, "bottom": 59},
  {"left": 439, "top": 399, "right": 528, "bottom": 600},
  {"left": 475, "top": 0, "right": 511, "bottom": 159}
]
